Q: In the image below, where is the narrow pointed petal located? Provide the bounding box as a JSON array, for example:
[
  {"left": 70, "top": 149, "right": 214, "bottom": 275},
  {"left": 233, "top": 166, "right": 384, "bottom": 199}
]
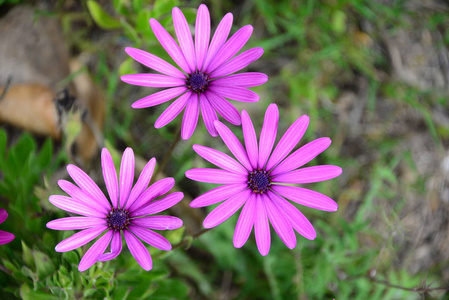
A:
[
  {"left": 195, "top": 4, "right": 210, "bottom": 70},
  {"left": 132, "top": 216, "right": 183, "bottom": 230},
  {"left": 264, "top": 195, "right": 296, "bottom": 249},
  {"left": 273, "top": 165, "right": 342, "bottom": 184},
  {"left": 55, "top": 225, "right": 107, "bottom": 252},
  {"left": 203, "top": 189, "right": 251, "bottom": 228},
  {"left": 214, "top": 121, "right": 252, "bottom": 170},
  {"left": 270, "top": 192, "right": 316, "bottom": 240},
  {"left": 211, "top": 73, "right": 268, "bottom": 87},
  {"left": 101, "top": 148, "right": 118, "bottom": 209},
  {"left": 98, "top": 231, "right": 123, "bottom": 261},
  {"left": 272, "top": 185, "right": 338, "bottom": 211},
  {"left": 129, "top": 225, "right": 172, "bottom": 251},
  {"left": 129, "top": 178, "right": 175, "bottom": 211},
  {"left": 266, "top": 115, "right": 309, "bottom": 171},
  {"left": 0, "top": 209, "right": 7, "bottom": 224},
  {"left": 189, "top": 183, "right": 248, "bottom": 207},
  {"left": 124, "top": 230, "right": 152, "bottom": 271},
  {"left": 200, "top": 94, "right": 218, "bottom": 137},
  {"left": 66, "top": 164, "right": 111, "bottom": 210},
  {"left": 121, "top": 74, "right": 185, "bottom": 88},
  {"left": 0, "top": 231, "right": 14, "bottom": 245},
  {"left": 155, "top": 91, "right": 192, "bottom": 128},
  {"left": 132, "top": 87, "right": 187, "bottom": 109},
  {"left": 210, "top": 86, "right": 259, "bottom": 102},
  {"left": 271, "top": 137, "right": 332, "bottom": 176},
  {"left": 123, "top": 158, "right": 156, "bottom": 209},
  {"left": 181, "top": 93, "right": 199, "bottom": 140},
  {"left": 58, "top": 180, "right": 108, "bottom": 214},
  {"left": 173, "top": 7, "right": 196, "bottom": 72},
  {"left": 125, "top": 47, "right": 185, "bottom": 78},
  {"left": 193, "top": 144, "right": 247, "bottom": 174},
  {"left": 119, "top": 148, "right": 135, "bottom": 209},
  {"left": 206, "top": 25, "right": 253, "bottom": 73},
  {"left": 46, "top": 217, "right": 106, "bottom": 230},
  {"left": 186, "top": 168, "right": 247, "bottom": 184},
  {"left": 254, "top": 194, "right": 270, "bottom": 256},
  {"left": 202, "top": 13, "right": 233, "bottom": 71},
  {"left": 131, "top": 192, "right": 184, "bottom": 217},
  {"left": 78, "top": 230, "right": 113, "bottom": 272},
  {"left": 211, "top": 48, "right": 264, "bottom": 78},
  {"left": 49, "top": 195, "right": 105, "bottom": 218},
  {"left": 241, "top": 110, "right": 258, "bottom": 169},
  {"left": 233, "top": 193, "right": 256, "bottom": 248},
  {"left": 150, "top": 18, "right": 190, "bottom": 74},
  {"left": 205, "top": 91, "right": 241, "bottom": 125},
  {"left": 258, "top": 104, "right": 279, "bottom": 169}
]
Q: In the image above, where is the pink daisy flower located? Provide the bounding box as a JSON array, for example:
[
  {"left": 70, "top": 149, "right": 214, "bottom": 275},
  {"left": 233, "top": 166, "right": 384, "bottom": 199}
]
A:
[
  {"left": 185, "top": 104, "right": 342, "bottom": 255},
  {"left": 47, "top": 148, "right": 183, "bottom": 271},
  {"left": 0, "top": 209, "right": 15, "bottom": 245},
  {"left": 121, "top": 4, "right": 267, "bottom": 140}
]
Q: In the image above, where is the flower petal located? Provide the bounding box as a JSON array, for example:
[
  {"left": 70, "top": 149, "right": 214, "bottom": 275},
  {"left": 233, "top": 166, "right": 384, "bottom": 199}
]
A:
[
  {"left": 66, "top": 164, "right": 111, "bottom": 210},
  {"left": 233, "top": 193, "right": 256, "bottom": 248},
  {"left": 214, "top": 121, "right": 252, "bottom": 170},
  {"left": 129, "top": 225, "right": 172, "bottom": 251},
  {"left": 266, "top": 115, "right": 309, "bottom": 171},
  {"left": 211, "top": 73, "right": 268, "bottom": 87},
  {"left": 181, "top": 93, "right": 200, "bottom": 140},
  {"left": 119, "top": 148, "right": 135, "bottom": 209},
  {"left": 193, "top": 144, "right": 247, "bottom": 174},
  {"left": 199, "top": 93, "right": 218, "bottom": 137},
  {"left": 131, "top": 192, "right": 184, "bottom": 217},
  {"left": 49, "top": 195, "right": 105, "bottom": 218},
  {"left": 272, "top": 185, "right": 338, "bottom": 211},
  {"left": 189, "top": 183, "right": 248, "bottom": 207},
  {"left": 272, "top": 165, "right": 342, "bottom": 184},
  {"left": 55, "top": 225, "right": 107, "bottom": 252},
  {"left": 0, "top": 209, "right": 7, "bottom": 224},
  {"left": 206, "top": 25, "right": 253, "bottom": 73},
  {"left": 124, "top": 230, "right": 152, "bottom": 271},
  {"left": 78, "top": 230, "right": 113, "bottom": 272},
  {"left": 123, "top": 158, "right": 156, "bottom": 209},
  {"left": 58, "top": 180, "right": 108, "bottom": 214},
  {"left": 241, "top": 110, "right": 258, "bottom": 169},
  {"left": 264, "top": 194, "right": 296, "bottom": 249},
  {"left": 46, "top": 217, "right": 106, "bottom": 230},
  {"left": 254, "top": 194, "right": 270, "bottom": 256},
  {"left": 121, "top": 74, "right": 185, "bottom": 88},
  {"left": 131, "top": 87, "right": 187, "bottom": 109},
  {"left": 173, "top": 7, "right": 196, "bottom": 72},
  {"left": 124, "top": 47, "right": 185, "bottom": 78},
  {"left": 0, "top": 230, "right": 14, "bottom": 245},
  {"left": 132, "top": 216, "right": 183, "bottom": 230},
  {"left": 186, "top": 168, "right": 247, "bottom": 184},
  {"left": 205, "top": 91, "right": 241, "bottom": 125},
  {"left": 101, "top": 148, "right": 118, "bottom": 209},
  {"left": 150, "top": 18, "right": 190, "bottom": 74},
  {"left": 211, "top": 47, "right": 264, "bottom": 78},
  {"left": 271, "top": 137, "right": 332, "bottom": 176},
  {"left": 258, "top": 103, "right": 279, "bottom": 169},
  {"left": 210, "top": 86, "right": 259, "bottom": 102},
  {"left": 203, "top": 189, "right": 251, "bottom": 228},
  {"left": 128, "top": 178, "right": 175, "bottom": 211},
  {"left": 98, "top": 230, "right": 123, "bottom": 262},
  {"left": 155, "top": 91, "right": 192, "bottom": 128},
  {"left": 202, "top": 13, "right": 233, "bottom": 71},
  {"left": 195, "top": 4, "right": 210, "bottom": 70}
]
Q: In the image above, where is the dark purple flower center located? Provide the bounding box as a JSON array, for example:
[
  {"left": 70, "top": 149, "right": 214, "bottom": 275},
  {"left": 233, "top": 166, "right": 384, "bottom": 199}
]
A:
[
  {"left": 248, "top": 170, "right": 271, "bottom": 194},
  {"left": 186, "top": 71, "right": 209, "bottom": 93},
  {"left": 107, "top": 208, "right": 130, "bottom": 230}
]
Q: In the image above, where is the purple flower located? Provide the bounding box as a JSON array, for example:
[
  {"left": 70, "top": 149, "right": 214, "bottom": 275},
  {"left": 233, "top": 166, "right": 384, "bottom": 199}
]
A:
[
  {"left": 0, "top": 209, "right": 15, "bottom": 245},
  {"left": 47, "top": 148, "right": 183, "bottom": 271},
  {"left": 185, "top": 104, "right": 342, "bottom": 255},
  {"left": 121, "top": 4, "right": 267, "bottom": 140}
]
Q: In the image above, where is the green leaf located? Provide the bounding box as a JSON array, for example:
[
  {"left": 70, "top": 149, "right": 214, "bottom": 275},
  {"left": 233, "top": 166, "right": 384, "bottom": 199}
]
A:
[
  {"left": 118, "top": 57, "right": 136, "bottom": 77},
  {"left": 87, "top": 0, "right": 121, "bottom": 30},
  {"left": 22, "top": 241, "right": 34, "bottom": 267},
  {"left": 36, "top": 138, "right": 53, "bottom": 169},
  {"left": 32, "top": 250, "right": 55, "bottom": 279}
]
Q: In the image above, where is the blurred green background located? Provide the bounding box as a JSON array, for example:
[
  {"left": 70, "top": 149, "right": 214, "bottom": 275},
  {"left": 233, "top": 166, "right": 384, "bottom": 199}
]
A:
[{"left": 0, "top": 0, "right": 448, "bottom": 299}]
